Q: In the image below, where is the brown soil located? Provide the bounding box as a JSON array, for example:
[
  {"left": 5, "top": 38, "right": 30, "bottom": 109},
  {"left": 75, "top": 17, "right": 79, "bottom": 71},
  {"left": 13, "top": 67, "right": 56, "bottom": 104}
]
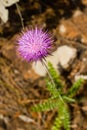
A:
[{"left": 0, "top": 0, "right": 87, "bottom": 130}]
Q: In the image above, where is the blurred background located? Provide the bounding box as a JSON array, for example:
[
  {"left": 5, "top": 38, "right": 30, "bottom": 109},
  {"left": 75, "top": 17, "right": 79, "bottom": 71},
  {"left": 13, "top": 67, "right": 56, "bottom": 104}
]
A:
[{"left": 0, "top": 0, "right": 87, "bottom": 130}]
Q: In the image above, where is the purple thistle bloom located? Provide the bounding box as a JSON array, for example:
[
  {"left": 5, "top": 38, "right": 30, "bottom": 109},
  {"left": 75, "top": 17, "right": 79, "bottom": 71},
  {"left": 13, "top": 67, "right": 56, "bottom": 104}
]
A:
[{"left": 16, "top": 27, "right": 53, "bottom": 62}]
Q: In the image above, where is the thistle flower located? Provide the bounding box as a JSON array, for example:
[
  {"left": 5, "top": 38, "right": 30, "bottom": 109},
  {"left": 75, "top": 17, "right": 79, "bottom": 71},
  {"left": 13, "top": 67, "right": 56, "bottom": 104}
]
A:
[{"left": 16, "top": 27, "right": 53, "bottom": 62}]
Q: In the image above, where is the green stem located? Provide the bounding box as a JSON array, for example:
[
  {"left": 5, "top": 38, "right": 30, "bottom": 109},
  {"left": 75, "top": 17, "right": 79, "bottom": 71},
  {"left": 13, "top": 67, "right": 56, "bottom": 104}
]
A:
[{"left": 42, "top": 60, "right": 65, "bottom": 104}]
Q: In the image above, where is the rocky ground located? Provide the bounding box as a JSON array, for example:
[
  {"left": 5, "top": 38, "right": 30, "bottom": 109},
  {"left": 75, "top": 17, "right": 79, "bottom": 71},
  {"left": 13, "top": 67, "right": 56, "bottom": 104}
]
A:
[{"left": 0, "top": 0, "right": 87, "bottom": 130}]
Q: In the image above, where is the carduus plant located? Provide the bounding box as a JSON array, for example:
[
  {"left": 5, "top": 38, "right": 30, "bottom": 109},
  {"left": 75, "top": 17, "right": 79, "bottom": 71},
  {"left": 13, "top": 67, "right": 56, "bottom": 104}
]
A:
[
  {"left": 16, "top": 26, "right": 84, "bottom": 130},
  {"left": 16, "top": 27, "right": 54, "bottom": 62}
]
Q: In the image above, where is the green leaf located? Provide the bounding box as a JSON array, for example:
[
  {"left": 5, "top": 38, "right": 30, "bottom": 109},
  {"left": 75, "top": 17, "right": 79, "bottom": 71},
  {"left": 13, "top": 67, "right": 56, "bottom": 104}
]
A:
[
  {"left": 48, "top": 62, "right": 64, "bottom": 89},
  {"left": 31, "top": 99, "right": 59, "bottom": 112},
  {"left": 52, "top": 115, "right": 62, "bottom": 130},
  {"left": 68, "top": 78, "right": 84, "bottom": 98}
]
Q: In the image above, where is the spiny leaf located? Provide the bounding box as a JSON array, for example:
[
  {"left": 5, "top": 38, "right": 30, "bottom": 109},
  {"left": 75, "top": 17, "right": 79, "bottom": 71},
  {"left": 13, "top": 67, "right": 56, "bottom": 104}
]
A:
[
  {"left": 46, "top": 79, "right": 59, "bottom": 97},
  {"left": 31, "top": 99, "right": 58, "bottom": 112},
  {"left": 48, "top": 62, "right": 64, "bottom": 89},
  {"left": 62, "top": 105, "right": 70, "bottom": 130},
  {"left": 63, "top": 96, "right": 75, "bottom": 103},
  {"left": 52, "top": 115, "right": 62, "bottom": 130},
  {"left": 58, "top": 101, "right": 70, "bottom": 130},
  {"left": 68, "top": 78, "right": 84, "bottom": 98}
]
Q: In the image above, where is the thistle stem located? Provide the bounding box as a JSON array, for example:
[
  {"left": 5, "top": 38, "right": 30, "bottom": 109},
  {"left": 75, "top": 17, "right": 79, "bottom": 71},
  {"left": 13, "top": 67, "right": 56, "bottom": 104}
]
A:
[
  {"left": 15, "top": 3, "right": 24, "bottom": 29},
  {"left": 42, "top": 60, "right": 65, "bottom": 104},
  {"left": 42, "top": 60, "right": 55, "bottom": 87}
]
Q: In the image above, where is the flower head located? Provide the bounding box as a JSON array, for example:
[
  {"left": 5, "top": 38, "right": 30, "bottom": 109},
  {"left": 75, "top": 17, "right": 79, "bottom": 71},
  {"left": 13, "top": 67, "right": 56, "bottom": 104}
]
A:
[{"left": 16, "top": 27, "right": 53, "bottom": 62}]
